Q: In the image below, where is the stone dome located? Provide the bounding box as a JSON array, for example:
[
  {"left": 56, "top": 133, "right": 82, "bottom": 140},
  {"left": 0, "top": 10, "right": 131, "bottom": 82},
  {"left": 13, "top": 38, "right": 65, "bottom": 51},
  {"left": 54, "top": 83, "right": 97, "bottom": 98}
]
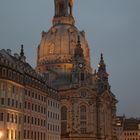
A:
[
  {"left": 36, "top": 0, "right": 92, "bottom": 74},
  {"left": 37, "top": 24, "right": 91, "bottom": 71}
]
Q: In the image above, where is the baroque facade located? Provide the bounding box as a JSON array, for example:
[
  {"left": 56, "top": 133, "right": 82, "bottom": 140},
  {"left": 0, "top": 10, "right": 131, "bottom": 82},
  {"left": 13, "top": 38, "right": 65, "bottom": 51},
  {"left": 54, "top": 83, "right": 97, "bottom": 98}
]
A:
[
  {"left": 0, "top": 48, "right": 61, "bottom": 140},
  {"left": 36, "top": 0, "right": 118, "bottom": 140},
  {"left": 0, "top": 0, "right": 118, "bottom": 140}
]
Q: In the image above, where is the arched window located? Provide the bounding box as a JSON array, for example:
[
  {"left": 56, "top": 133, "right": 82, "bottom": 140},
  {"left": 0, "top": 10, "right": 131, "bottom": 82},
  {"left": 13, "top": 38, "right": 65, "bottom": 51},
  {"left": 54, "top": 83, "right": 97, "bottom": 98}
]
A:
[
  {"left": 61, "top": 106, "right": 67, "bottom": 136},
  {"left": 80, "top": 105, "right": 87, "bottom": 134},
  {"left": 80, "top": 105, "right": 86, "bottom": 120}
]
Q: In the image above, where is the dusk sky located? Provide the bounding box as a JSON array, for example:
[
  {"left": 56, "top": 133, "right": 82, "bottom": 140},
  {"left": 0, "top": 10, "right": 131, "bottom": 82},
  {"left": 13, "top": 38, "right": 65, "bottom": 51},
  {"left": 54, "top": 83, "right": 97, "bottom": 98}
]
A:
[{"left": 0, "top": 0, "right": 140, "bottom": 117}]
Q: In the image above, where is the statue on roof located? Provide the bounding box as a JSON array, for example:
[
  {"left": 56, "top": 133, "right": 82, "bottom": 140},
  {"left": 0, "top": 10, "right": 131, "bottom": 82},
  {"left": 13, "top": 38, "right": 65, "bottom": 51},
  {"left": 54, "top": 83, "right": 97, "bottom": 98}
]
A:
[
  {"left": 54, "top": 0, "right": 74, "bottom": 17},
  {"left": 69, "top": 0, "right": 74, "bottom": 16}
]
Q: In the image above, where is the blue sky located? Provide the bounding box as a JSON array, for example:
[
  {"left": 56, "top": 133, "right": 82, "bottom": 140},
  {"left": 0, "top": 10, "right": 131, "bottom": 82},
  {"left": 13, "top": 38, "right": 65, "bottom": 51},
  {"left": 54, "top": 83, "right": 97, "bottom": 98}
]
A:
[{"left": 0, "top": 0, "right": 140, "bottom": 117}]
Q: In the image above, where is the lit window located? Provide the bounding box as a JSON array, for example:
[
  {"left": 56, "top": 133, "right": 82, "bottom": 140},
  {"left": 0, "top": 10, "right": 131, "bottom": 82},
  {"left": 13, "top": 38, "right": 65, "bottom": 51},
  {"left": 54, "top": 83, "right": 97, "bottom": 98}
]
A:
[{"left": 138, "top": 124, "right": 140, "bottom": 130}]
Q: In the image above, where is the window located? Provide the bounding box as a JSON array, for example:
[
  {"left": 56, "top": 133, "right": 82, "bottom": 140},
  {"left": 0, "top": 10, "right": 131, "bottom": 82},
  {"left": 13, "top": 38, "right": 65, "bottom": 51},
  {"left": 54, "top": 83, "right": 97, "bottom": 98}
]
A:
[
  {"left": 24, "top": 115, "right": 26, "bottom": 123},
  {"left": 7, "top": 129, "right": 9, "bottom": 139},
  {"left": 11, "top": 130, "right": 13, "bottom": 139},
  {"left": 61, "top": 106, "right": 67, "bottom": 135},
  {"left": 0, "top": 112, "right": 4, "bottom": 121},
  {"left": 1, "top": 98, "right": 4, "bottom": 105},
  {"left": 32, "top": 92, "right": 34, "bottom": 98},
  {"left": 28, "top": 102, "right": 30, "bottom": 109},
  {"left": 138, "top": 124, "right": 140, "bottom": 130},
  {"left": 24, "top": 130, "right": 26, "bottom": 139},
  {"left": 81, "top": 73, "right": 85, "bottom": 81},
  {"left": 32, "top": 104, "right": 34, "bottom": 110},
  {"left": 61, "top": 106, "right": 67, "bottom": 120},
  {"left": 18, "top": 131, "right": 21, "bottom": 140},
  {"left": 80, "top": 105, "right": 87, "bottom": 120},
  {"left": 80, "top": 105, "right": 87, "bottom": 134},
  {"left": 80, "top": 91, "right": 87, "bottom": 97},
  {"left": 80, "top": 128, "right": 87, "bottom": 134}
]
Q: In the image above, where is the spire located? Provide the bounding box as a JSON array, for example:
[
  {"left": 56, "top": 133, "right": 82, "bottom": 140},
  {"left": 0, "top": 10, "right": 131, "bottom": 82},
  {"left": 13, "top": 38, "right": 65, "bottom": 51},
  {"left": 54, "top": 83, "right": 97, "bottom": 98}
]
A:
[
  {"left": 74, "top": 35, "right": 84, "bottom": 58},
  {"left": 20, "top": 44, "right": 26, "bottom": 62},
  {"left": 20, "top": 44, "right": 24, "bottom": 57},
  {"left": 100, "top": 53, "right": 104, "bottom": 63},
  {"left": 98, "top": 53, "right": 106, "bottom": 72},
  {"left": 53, "top": 0, "right": 75, "bottom": 25},
  {"left": 96, "top": 53, "right": 110, "bottom": 93}
]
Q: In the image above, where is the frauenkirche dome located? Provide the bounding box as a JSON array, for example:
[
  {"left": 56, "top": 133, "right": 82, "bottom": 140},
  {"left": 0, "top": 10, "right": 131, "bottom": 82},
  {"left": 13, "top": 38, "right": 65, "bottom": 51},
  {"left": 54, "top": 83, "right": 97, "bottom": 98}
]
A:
[{"left": 36, "top": 0, "right": 92, "bottom": 75}]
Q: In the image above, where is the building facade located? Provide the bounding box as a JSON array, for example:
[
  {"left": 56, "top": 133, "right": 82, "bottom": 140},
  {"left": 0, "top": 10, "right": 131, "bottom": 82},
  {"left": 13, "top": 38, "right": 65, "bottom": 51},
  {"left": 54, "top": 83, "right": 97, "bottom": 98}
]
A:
[
  {"left": 116, "top": 117, "right": 140, "bottom": 140},
  {"left": 116, "top": 116, "right": 125, "bottom": 140},
  {"left": 0, "top": 48, "right": 61, "bottom": 140},
  {"left": 0, "top": 0, "right": 118, "bottom": 140}
]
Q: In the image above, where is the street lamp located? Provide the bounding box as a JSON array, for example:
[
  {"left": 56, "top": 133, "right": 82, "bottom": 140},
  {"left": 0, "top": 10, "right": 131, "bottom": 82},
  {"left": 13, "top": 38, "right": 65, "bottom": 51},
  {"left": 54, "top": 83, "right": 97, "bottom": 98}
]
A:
[{"left": 0, "top": 131, "right": 3, "bottom": 138}]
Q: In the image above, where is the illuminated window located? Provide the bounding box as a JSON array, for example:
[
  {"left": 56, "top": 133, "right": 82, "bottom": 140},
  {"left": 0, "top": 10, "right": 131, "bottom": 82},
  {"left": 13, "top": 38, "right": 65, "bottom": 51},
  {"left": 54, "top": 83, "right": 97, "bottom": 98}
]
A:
[
  {"left": 11, "top": 130, "right": 13, "bottom": 139},
  {"left": 138, "top": 124, "right": 140, "bottom": 130},
  {"left": 7, "top": 129, "right": 9, "bottom": 139}
]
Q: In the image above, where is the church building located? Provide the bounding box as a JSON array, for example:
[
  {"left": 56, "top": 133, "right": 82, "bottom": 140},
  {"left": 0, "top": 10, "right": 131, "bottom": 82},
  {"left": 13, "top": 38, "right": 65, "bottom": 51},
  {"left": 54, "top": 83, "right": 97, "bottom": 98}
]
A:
[
  {"left": 36, "top": 0, "right": 118, "bottom": 140},
  {"left": 0, "top": 0, "right": 117, "bottom": 140}
]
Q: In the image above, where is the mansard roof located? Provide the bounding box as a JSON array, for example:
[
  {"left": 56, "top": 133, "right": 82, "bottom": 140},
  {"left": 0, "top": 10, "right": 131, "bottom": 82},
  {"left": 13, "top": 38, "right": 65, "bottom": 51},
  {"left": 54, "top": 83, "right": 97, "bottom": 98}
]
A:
[{"left": 0, "top": 49, "right": 59, "bottom": 100}]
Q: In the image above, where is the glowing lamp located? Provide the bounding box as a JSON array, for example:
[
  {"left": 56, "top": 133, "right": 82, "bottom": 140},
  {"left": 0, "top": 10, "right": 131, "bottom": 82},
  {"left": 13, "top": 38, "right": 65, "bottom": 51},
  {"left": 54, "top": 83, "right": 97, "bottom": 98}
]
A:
[{"left": 0, "top": 131, "right": 2, "bottom": 138}]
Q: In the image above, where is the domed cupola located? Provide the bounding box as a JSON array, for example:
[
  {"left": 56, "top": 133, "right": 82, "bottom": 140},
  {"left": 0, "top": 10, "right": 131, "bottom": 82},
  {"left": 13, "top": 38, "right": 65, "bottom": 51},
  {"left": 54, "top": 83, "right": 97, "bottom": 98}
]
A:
[{"left": 36, "top": 0, "right": 92, "bottom": 75}]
